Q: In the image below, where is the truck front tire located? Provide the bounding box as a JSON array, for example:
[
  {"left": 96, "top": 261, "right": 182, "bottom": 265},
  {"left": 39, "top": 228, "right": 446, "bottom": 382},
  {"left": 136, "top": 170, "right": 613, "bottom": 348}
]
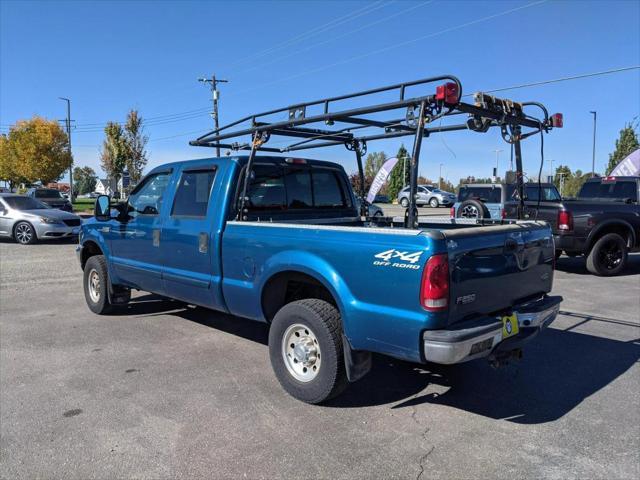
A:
[
  {"left": 83, "top": 255, "right": 114, "bottom": 314},
  {"left": 268, "top": 299, "right": 348, "bottom": 404},
  {"left": 586, "top": 233, "right": 628, "bottom": 276}
]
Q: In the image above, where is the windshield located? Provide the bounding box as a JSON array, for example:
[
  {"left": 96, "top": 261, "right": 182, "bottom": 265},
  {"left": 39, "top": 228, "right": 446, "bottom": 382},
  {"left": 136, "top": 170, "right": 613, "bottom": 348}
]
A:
[
  {"left": 3, "top": 196, "right": 49, "bottom": 210},
  {"left": 578, "top": 180, "right": 638, "bottom": 201},
  {"left": 524, "top": 185, "right": 562, "bottom": 202},
  {"left": 34, "top": 189, "right": 63, "bottom": 199}
]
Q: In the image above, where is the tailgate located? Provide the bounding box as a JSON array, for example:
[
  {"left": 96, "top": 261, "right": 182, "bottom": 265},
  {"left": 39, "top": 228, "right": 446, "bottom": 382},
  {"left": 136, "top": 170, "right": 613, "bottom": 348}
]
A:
[
  {"left": 504, "top": 201, "right": 560, "bottom": 230},
  {"left": 443, "top": 222, "right": 554, "bottom": 325}
]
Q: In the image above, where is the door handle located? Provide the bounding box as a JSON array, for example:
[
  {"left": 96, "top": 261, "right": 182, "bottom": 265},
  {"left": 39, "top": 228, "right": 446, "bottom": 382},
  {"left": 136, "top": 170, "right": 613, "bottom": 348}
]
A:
[
  {"left": 199, "top": 232, "right": 208, "bottom": 253},
  {"left": 153, "top": 229, "right": 160, "bottom": 247}
]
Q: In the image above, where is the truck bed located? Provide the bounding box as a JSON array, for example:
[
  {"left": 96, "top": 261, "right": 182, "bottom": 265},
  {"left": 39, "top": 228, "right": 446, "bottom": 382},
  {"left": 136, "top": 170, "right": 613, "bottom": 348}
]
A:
[{"left": 220, "top": 215, "right": 554, "bottom": 362}]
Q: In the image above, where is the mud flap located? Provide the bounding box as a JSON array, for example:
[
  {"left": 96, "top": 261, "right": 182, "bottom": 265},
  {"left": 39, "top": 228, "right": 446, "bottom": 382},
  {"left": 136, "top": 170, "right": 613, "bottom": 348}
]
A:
[{"left": 342, "top": 334, "right": 372, "bottom": 382}]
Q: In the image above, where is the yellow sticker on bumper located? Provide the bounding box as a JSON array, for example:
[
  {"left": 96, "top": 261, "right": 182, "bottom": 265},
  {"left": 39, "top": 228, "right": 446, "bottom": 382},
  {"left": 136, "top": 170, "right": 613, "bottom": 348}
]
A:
[{"left": 502, "top": 313, "right": 520, "bottom": 339}]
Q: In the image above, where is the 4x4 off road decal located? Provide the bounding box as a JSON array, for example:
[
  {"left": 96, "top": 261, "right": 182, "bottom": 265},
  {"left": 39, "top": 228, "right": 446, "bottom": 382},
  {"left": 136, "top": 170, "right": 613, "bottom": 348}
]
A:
[{"left": 373, "top": 249, "right": 423, "bottom": 270}]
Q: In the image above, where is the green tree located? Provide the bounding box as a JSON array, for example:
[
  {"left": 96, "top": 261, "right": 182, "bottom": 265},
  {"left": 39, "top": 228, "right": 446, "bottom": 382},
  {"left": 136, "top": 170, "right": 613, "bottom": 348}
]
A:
[
  {"left": 553, "top": 165, "right": 572, "bottom": 194},
  {"left": 439, "top": 178, "right": 456, "bottom": 193},
  {"left": 559, "top": 169, "right": 589, "bottom": 198},
  {"left": 100, "top": 122, "right": 127, "bottom": 192},
  {"left": 363, "top": 151, "right": 387, "bottom": 178},
  {"left": 123, "top": 110, "right": 148, "bottom": 184},
  {"left": 0, "top": 117, "right": 71, "bottom": 187},
  {"left": 73, "top": 166, "right": 98, "bottom": 195},
  {"left": 606, "top": 123, "right": 639, "bottom": 175},
  {"left": 387, "top": 144, "right": 410, "bottom": 201}
]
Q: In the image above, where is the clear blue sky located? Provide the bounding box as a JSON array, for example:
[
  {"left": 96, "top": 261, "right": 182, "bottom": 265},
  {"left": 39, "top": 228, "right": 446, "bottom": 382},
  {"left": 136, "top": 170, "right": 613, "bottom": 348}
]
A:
[{"left": 1, "top": 0, "right": 639, "bottom": 184}]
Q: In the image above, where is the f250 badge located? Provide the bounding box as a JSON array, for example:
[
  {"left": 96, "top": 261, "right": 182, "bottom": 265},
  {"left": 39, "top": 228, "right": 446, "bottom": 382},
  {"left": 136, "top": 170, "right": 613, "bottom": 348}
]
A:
[{"left": 373, "top": 249, "right": 422, "bottom": 270}]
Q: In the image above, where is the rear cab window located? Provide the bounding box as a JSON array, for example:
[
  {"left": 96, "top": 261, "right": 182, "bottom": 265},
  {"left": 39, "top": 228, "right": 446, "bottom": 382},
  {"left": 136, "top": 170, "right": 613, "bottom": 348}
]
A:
[
  {"left": 244, "top": 162, "right": 353, "bottom": 218},
  {"left": 578, "top": 179, "right": 638, "bottom": 202}
]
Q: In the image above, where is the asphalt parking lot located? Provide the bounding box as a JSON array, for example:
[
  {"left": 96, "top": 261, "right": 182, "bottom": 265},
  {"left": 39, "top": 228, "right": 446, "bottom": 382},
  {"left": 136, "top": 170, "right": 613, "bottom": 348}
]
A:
[{"left": 1, "top": 239, "right": 639, "bottom": 479}]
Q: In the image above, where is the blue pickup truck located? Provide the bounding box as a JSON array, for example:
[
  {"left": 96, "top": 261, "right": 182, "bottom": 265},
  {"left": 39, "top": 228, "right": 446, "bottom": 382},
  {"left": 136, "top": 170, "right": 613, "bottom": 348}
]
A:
[
  {"left": 78, "top": 155, "right": 561, "bottom": 403},
  {"left": 78, "top": 76, "right": 565, "bottom": 403}
]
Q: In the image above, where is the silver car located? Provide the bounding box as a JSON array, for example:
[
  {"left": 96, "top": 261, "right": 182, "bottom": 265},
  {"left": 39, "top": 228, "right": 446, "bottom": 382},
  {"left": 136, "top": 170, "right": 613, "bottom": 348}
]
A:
[
  {"left": 0, "top": 194, "right": 82, "bottom": 244},
  {"left": 397, "top": 185, "right": 457, "bottom": 208}
]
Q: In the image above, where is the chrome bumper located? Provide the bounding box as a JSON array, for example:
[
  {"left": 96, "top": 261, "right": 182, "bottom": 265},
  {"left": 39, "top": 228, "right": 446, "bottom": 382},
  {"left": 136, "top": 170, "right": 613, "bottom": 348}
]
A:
[{"left": 422, "top": 295, "right": 562, "bottom": 365}]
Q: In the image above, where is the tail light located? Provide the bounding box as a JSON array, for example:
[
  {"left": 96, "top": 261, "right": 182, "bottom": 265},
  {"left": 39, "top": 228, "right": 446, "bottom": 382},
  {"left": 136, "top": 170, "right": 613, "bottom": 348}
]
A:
[
  {"left": 435, "top": 82, "right": 459, "bottom": 105},
  {"left": 450, "top": 206, "right": 455, "bottom": 218},
  {"left": 420, "top": 253, "right": 449, "bottom": 311},
  {"left": 558, "top": 210, "right": 573, "bottom": 231}
]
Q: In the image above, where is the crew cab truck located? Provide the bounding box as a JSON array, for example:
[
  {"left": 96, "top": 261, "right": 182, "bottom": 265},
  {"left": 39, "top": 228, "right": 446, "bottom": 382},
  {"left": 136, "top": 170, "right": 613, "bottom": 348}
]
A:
[
  {"left": 553, "top": 176, "right": 640, "bottom": 275},
  {"left": 78, "top": 155, "right": 561, "bottom": 403}
]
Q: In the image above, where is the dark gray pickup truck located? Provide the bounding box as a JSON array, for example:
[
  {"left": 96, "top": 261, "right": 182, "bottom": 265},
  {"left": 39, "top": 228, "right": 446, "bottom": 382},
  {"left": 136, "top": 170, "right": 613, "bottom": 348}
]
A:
[{"left": 504, "top": 176, "right": 640, "bottom": 275}]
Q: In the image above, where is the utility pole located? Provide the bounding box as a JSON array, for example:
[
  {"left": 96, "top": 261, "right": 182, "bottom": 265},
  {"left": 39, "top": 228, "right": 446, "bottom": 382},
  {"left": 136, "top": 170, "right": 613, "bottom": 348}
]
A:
[
  {"left": 59, "top": 97, "right": 73, "bottom": 198},
  {"left": 199, "top": 74, "right": 228, "bottom": 157},
  {"left": 590, "top": 111, "right": 597, "bottom": 177},
  {"left": 550, "top": 158, "right": 554, "bottom": 182},
  {"left": 439, "top": 163, "right": 443, "bottom": 189}
]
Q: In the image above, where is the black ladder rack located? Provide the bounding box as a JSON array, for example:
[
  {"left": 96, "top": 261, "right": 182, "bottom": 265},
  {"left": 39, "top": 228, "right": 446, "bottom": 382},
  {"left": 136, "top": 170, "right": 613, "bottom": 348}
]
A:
[{"left": 190, "top": 74, "right": 561, "bottom": 227}]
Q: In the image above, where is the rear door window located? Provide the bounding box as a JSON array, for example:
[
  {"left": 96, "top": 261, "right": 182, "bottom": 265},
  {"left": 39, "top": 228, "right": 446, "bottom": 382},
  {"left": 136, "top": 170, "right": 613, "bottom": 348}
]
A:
[{"left": 171, "top": 169, "right": 217, "bottom": 217}]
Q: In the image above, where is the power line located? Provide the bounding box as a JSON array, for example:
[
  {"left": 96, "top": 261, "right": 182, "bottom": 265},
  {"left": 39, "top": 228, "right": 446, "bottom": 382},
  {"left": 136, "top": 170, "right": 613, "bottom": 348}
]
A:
[
  {"left": 470, "top": 65, "right": 640, "bottom": 95},
  {"left": 227, "top": 0, "right": 390, "bottom": 70},
  {"left": 241, "top": 0, "right": 549, "bottom": 90},
  {"left": 238, "top": 1, "right": 434, "bottom": 75}
]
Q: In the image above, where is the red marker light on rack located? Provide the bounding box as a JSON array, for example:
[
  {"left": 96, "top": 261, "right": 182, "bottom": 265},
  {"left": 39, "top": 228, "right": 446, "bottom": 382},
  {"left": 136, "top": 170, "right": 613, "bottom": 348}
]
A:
[
  {"left": 550, "top": 113, "right": 563, "bottom": 128},
  {"left": 435, "top": 83, "right": 459, "bottom": 105}
]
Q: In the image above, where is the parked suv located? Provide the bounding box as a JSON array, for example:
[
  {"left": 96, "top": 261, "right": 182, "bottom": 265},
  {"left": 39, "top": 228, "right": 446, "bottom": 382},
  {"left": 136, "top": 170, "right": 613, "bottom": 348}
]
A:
[
  {"left": 26, "top": 188, "right": 73, "bottom": 212},
  {"left": 453, "top": 183, "right": 561, "bottom": 220},
  {"left": 397, "top": 185, "right": 456, "bottom": 208}
]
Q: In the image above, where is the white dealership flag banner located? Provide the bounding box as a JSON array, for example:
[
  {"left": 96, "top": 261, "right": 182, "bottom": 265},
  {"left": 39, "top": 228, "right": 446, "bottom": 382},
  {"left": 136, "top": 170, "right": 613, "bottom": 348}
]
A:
[
  {"left": 610, "top": 148, "right": 640, "bottom": 177},
  {"left": 366, "top": 157, "right": 400, "bottom": 203}
]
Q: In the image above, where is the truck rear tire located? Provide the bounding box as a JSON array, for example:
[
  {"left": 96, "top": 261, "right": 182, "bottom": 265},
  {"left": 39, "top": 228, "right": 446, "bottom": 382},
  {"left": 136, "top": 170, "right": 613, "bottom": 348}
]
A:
[
  {"left": 586, "top": 233, "right": 628, "bottom": 276},
  {"left": 83, "top": 255, "right": 114, "bottom": 314},
  {"left": 268, "top": 299, "right": 348, "bottom": 404}
]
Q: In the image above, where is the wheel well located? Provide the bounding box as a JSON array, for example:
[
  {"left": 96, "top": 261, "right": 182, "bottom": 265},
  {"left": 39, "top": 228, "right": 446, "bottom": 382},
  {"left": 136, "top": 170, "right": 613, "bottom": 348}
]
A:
[
  {"left": 261, "top": 271, "right": 337, "bottom": 322},
  {"left": 588, "top": 223, "right": 634, "bottom": 252},
  {"left": 81, "top": 241, "right": 103, "bottom": 270}
]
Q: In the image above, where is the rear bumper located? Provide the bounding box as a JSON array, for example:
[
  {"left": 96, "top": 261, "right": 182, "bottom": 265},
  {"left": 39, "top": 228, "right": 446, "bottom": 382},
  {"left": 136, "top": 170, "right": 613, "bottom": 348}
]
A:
[
  {"left": 554, "top": 233, "right": 585, "bottom": 253},
  {"left": 422, "top": 295, "right": 562, "bottom": 364}
]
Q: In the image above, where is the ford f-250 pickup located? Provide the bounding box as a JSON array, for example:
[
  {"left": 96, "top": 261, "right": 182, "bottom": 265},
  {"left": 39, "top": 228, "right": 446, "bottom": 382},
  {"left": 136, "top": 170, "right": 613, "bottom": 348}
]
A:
[{"left": 77, "top": 76, "right": 563, "bottom": 403}]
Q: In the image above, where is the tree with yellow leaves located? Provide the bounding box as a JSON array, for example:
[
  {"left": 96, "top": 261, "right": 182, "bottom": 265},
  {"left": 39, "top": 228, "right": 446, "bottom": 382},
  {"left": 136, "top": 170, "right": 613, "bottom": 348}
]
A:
[{"left": 0, "top": 117, "right": 71, "bottom": 188}]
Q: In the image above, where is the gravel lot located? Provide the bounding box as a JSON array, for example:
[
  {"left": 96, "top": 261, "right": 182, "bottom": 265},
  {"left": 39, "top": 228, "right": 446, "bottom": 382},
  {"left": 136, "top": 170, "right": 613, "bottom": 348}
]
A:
[{"left": 1, "top": 238, "right": 639, "bottom": 479}]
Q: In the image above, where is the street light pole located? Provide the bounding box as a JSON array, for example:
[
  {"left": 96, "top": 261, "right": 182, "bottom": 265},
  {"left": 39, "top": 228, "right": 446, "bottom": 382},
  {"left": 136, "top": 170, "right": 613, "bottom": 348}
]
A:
[
  {"left": 590, "top": 111, "right": 597, "bottom": 177},
  {"left": 199, "top": 74, "right": 228, "bottom": 158},
  {"left": 439, "top": 163, "right": 443, "bottom": 189},
  {"left": 59, "top": 97, "right": 73, "bottom": 198}
]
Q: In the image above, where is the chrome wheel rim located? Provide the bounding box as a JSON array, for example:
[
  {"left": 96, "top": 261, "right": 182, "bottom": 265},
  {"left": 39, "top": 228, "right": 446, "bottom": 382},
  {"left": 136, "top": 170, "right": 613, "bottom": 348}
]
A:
[
  {"left": 430, "top": 199, "right": 438, "bottom": 207},
  {"left": 88, "top": 268, "right": 101, "bottom": 303},
  {"left": 282, "top": 323, "right": 321, "bottom": 382},
  {"left": 15, "top": 223, "right": 32, "bottom": 243},
  {"left": 461, "top": 205, "right": 479, "bottom": 218}
]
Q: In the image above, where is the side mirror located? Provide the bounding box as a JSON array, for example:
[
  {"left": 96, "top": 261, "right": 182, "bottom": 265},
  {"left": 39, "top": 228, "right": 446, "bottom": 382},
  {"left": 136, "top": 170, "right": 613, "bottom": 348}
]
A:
[{"left": 94, "top": 195, "right": 111, "bottom": 221}]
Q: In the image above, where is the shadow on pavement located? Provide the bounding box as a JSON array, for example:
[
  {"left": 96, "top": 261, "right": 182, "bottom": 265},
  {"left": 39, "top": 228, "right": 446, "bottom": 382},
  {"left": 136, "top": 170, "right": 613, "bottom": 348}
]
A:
[
  {"left": 555, "top": 253, "right": 640, "bottom": 276},
  {"left": 120, "top": 294, "right": 639, "bottom": 424}
]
